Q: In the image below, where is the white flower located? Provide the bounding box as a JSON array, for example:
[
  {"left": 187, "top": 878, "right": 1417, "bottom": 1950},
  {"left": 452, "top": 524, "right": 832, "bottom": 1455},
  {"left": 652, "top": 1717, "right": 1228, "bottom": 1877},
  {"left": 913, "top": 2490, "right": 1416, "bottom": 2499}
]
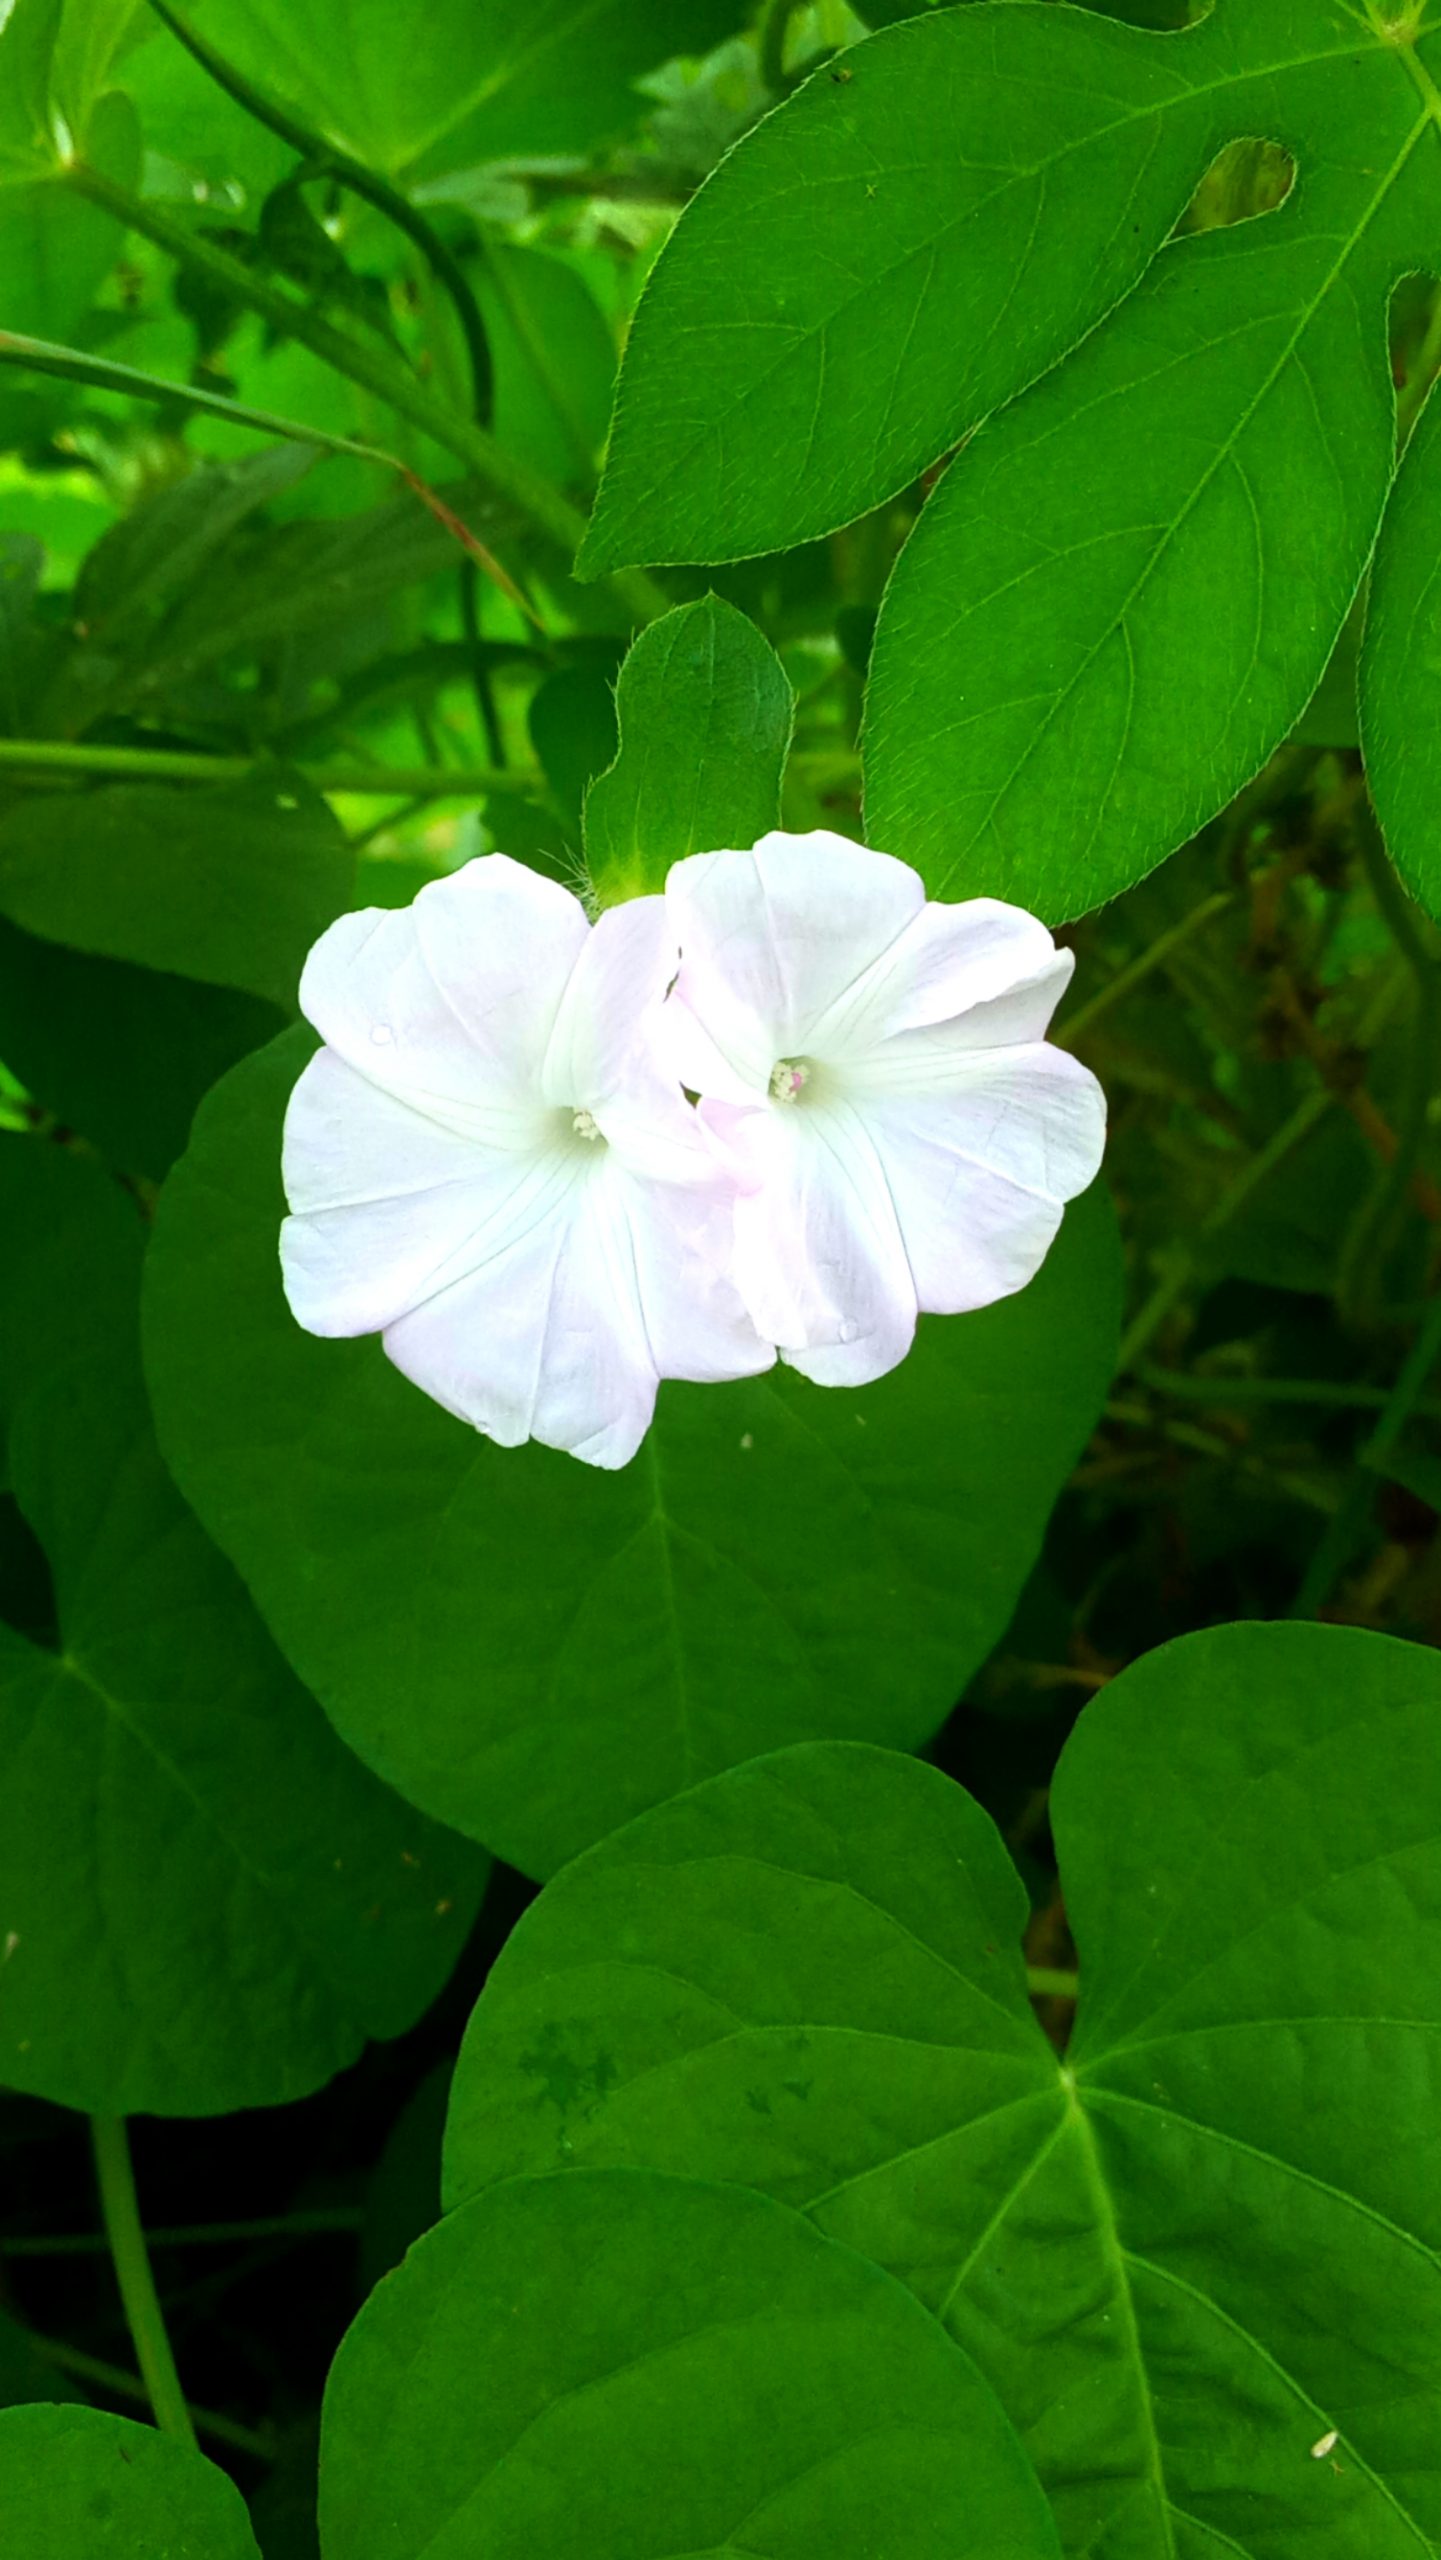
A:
[
  {"left": 280, "top": 856, "right": 773, "bottom": 1470},
  {"left": 662, "top": 829, "right": 1106, "bottom": 1386}
]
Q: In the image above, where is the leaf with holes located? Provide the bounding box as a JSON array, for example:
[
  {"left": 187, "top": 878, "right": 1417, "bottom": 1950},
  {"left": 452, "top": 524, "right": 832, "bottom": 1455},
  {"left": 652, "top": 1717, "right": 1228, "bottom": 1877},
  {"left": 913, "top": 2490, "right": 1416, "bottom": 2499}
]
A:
[
  {"left": 444, "top": 1619, "right": 1441, "bottom": 2560},
  {"left": 141, "top": 1026, "right": 1120, "bottom": 1877},
  {"left": 582, "top": 0, "right": 1441, "bottom": 921},
  {"left": 0, "top": 1138, "right": 485, "bottom": 2116},
  {"left": 584, "top": 596, "right": 794, "bottom": 904},
  {"left": 319, "top": 2171, "right": 1062, "bottom": 2560}
]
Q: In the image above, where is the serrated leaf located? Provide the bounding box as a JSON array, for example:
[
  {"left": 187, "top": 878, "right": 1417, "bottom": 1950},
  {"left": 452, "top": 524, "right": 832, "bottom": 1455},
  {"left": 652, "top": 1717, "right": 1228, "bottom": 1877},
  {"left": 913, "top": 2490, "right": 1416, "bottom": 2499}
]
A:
[
  {"left": 141, "top": 1025, "right": 1119, "bottom": 1876},
  {"left": 445, "top": 1619, "right": 1441, "bottom": 2559},
  {"left": 0, "top": 774, "right": 353, "bottom": 1007},
  {"left": 0, "top": 1137, "right": 484, "bottom": 2115},
  {"left": 163, "top": 0, "right": 751, "bottom": 178},
  {"left": 1361, "top": 379, "right": 1441, "bottom": 921},
  {"left": 319, "top": 2170, "right": 1061, "bottom": 2560},
  {"left": 584, "top": 596, "right": 793, "bottom": 903},
  {"left": 0, "top": 2405, "right": 261, "bottom": 2560}
]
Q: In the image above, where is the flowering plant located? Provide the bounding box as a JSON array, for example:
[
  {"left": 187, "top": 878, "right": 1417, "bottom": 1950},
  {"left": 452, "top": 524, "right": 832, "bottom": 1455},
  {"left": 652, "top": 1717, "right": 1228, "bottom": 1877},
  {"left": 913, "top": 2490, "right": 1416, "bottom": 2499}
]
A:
[{"left": 280, "top": 832, "right": 1105, "bottom": 1464}]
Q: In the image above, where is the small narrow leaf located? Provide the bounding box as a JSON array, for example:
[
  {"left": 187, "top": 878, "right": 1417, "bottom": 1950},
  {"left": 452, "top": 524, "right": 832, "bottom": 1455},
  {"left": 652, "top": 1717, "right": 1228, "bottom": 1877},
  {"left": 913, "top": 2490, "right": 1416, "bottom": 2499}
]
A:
[{"left": 584, "top": 596, "right": 793, "bottom": 903}]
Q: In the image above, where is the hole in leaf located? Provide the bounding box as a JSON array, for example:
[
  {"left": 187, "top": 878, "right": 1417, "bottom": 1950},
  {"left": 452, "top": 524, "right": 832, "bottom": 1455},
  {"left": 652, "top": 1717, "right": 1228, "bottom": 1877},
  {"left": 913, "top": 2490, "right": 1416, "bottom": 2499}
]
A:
[{"left": 1174, "top": 137, "right": 1297, "bottom": 238}]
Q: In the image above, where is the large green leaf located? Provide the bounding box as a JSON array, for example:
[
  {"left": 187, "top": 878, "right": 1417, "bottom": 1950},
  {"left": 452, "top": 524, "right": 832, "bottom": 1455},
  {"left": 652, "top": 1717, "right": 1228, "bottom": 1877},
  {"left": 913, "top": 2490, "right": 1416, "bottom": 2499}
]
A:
[
  {"left": 163, "top": 0, "right": 750, "bottom": 178},
  {"left": 582, "top": 0, "right": 1441, "bottom": 920},
  {"left": 584, "top": 595, "right": 794, "bottom": 904},
  {"left": 141, "top": 1024, "right": 1120, "bottom": 1876},
  {"left": 0, "top": 2405, "right": 261, "bottom": 2559},
  {"left": 319, "top": 2170, "right": 1061, "bottom": 2560},
  {"left": 0, "top": 775, "right": 353, "bottom": 1007},
  {"left": 445, "top": 1620, "right": 1441, "bottom": 2559},
  {"left": 0, "top": 1138, "right": 484, "bottom": 2116}
]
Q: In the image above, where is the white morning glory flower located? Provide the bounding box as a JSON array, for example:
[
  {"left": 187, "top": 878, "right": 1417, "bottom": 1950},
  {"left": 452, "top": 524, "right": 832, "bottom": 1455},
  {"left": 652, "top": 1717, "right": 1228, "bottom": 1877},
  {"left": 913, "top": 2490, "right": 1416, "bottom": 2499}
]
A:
[
  {"left": 662, "top": 829, "right": 1107, "bottom": 1386},
  {"left": 280, "top": 855, "right": 773, "bottom": 1470}
]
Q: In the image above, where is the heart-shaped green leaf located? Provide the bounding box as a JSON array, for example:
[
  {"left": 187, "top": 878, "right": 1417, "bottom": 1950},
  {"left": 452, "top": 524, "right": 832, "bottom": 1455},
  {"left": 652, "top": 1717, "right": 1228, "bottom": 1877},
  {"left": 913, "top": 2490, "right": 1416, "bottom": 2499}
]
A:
[
  {"left": 445, "top": 1619, "right": 1441, "bottom": 2558},
  {"left": 319, "top": 2170, "right": 1062, "bottom": 2559},
  {"left": 142, "top": 1025, "right": 1119, "bottom": 1876},
  {"left": 0, "top": 1137, "right": 484, "bottom": 2115}
]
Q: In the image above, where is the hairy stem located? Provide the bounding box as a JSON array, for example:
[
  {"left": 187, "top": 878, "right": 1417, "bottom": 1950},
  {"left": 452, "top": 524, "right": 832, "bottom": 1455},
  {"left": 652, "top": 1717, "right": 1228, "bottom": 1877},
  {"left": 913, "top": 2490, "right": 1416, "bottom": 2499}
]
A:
[{"left": 90, "top": 2117, "right": 196, "bottom": 2449}]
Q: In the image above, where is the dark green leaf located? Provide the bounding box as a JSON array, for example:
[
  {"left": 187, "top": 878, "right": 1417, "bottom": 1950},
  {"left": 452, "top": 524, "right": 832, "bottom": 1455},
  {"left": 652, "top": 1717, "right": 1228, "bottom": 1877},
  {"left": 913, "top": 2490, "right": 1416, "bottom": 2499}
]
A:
[
  {"left": 0, "top": 1137, "right": 485, "bottom": 2115},
  {"left": 0, "top": 775, "right": 353, "bottom": 1008},
  {"left": 0, "top": 2405, "right": 261, "bottom": 2559},
  {"left": 320, "top": 2171, "right": 1061, "bottom": 2560},
  {"left": 584, "top": 596, "right": 793, "bottom": 903},
  {"left": 141, "top": 1026, "right": 1120, "bottom": 1875},
  {"left": 0, "top": 914, "right": 283, "bottom": 1179},
  {"left": 475, "top": 244, "right": 617, "bottom": 491},
  {"left": 445, "top": 1620, "right": 1441, "bottom": 2558}
]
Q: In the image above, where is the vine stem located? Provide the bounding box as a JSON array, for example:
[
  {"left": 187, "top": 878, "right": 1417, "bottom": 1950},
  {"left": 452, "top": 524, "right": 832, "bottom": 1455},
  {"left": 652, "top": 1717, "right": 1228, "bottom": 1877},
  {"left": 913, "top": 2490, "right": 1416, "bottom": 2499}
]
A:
[
  {"left": 26, "top": 2336, "right": 273, "bottom": 2462},
  {"left": 0, "top": 738, "right": 533, "bottom": 797},
  {"left": 1026, "top": 1968, "right": 1080, "bottom": 2002},
  {"left": 1291, "top": 1287, "right": 1441, "bottom": 1617},
  {"left": 90, "top": 2117, "right": 197, "bottom": 2449},
  {"left": 1056, "top": 889, "right": 1237, "bottom": 1050},
  {"left": 62, "top": 159, "right": 668, "bottom": 627}
]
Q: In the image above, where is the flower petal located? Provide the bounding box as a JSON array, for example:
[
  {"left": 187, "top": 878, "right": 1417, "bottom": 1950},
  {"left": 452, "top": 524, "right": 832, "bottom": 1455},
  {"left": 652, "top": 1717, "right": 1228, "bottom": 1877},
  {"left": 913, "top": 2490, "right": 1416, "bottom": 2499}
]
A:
[
  {"left": 379, "top": 1157, "right": 770, "bottom": 1470},
  {"left": 854, "top": 1051, "right": 1107, "bottom": 1316},
  {"left": 297, "top": 856, "right": 588, "bottom": 1137},
  {"left": 703, "top": 1098, "right": 919, "bottom": 1387},
  {"left": 665, "top": 831, "right": 924, "bottom": 1101},
  {"left": 280, "top": 1049, "right": 583, "bottom": 1339},
  {"left": 540, "top": 895, "right": 676, "bottom": 1107},
  {"left": 807, "top": 896, "right": 1073, "bottom": 1062}
]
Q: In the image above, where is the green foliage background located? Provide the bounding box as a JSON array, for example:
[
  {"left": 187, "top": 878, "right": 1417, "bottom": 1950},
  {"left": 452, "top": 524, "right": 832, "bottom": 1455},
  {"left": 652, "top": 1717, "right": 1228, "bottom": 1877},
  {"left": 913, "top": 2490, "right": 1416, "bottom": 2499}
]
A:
[{"left": 0, "top": 1, "right": 1438, "bottom": 2554}]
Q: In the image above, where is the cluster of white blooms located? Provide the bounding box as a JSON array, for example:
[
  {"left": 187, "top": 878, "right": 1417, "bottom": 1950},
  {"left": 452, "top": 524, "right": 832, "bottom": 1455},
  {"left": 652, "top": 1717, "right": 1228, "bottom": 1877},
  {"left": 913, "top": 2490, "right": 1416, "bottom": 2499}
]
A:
[{"left": 280, "top": 831, "right": 1106, "bottom": 1469}]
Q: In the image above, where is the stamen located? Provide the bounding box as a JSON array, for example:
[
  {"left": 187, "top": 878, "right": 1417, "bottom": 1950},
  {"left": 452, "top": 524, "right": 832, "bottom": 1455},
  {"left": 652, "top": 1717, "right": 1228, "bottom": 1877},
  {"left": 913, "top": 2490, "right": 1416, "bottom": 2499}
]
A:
[
  {"left": 769, "top": 1058, "right": 810, "bottom": 1103},
  {"left": 571, "top": 1107, "right": 603, "bottom": 1142}
]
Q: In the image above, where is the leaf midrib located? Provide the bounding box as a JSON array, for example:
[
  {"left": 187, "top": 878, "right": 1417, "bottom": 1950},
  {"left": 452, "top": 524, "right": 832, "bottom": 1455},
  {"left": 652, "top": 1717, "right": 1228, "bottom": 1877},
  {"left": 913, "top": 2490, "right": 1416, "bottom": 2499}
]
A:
[
  {"left": 937, "top": 107, "right": 1430, "bottom": 896},
  {"left": 594, "top": 22, "right": 1382, "bottom": 560}
]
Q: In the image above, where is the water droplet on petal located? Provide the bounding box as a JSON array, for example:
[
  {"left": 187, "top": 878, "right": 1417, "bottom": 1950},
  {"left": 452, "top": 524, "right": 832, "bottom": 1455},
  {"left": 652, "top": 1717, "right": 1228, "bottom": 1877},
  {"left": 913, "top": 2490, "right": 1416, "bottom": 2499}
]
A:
[{"left": 370, "top": 1023, "right": 394, "bottom": 1046}]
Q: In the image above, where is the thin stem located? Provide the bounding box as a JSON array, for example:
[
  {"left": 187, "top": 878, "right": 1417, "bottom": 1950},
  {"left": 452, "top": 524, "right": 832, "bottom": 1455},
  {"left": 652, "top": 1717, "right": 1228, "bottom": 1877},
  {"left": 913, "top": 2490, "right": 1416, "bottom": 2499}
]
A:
[
  {"left": 1139, "top": 1363, "right": 1441, "bottom": 1418},
  {"left": 1026, "top": 1968, "right": 1079, "bottom": 2002},
  {"left": 1056, "top": 890, "right": 1237, "bottom": 1050},
  {"left": 0, "top": 738, "right": 535, "bottom": 796},
  {"left": 1117, "top": 1089, "right": 1334, "bottom": 1371},
  {"left": 0, "top": 329, "right": 393, "bottom": 460},
  {"left": 90, "top": 2118, "right": 196, "bottom": 2450},
  {"left": 759, "top": 0, "right": 807, "bottom": 91},
  {"left": 1337, "top": 797, "right": 1441, "bottom": 1313},
  {"left": 146, "top": 0, "right": 493, "bottom": 423},
  {"left": 63, "top": 159, "right": 668, "bottom": 625},
  {"left": 1292, "top": 1288, "right": 1441, "bottom": 1616},
  {"left": 1, "top": 2206, "right": 364, "bottom": 2254},
  {"left": 25, "top": 2336, "right": 274, "bottom": 2463}
]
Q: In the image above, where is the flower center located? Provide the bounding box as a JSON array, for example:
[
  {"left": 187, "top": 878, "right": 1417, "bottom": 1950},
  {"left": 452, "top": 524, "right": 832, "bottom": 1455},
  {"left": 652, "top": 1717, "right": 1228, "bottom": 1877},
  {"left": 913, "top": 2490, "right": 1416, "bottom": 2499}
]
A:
[
  {"left": 769, "top": 1057, "right": 812, "bottom": 1104},
  {"left": 571, "top": 1107, "right": 603, "bottom": 1143}
]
